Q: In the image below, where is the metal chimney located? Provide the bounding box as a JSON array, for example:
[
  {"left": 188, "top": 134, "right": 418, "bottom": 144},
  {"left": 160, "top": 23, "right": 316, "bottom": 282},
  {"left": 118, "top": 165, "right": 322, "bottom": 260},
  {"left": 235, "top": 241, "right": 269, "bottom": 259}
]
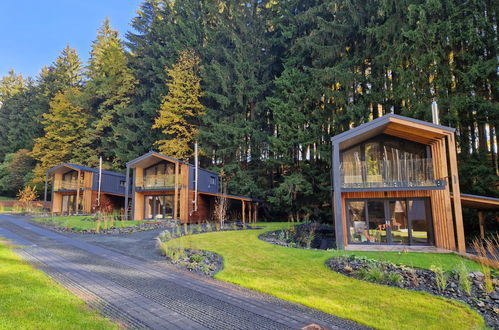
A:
[{"left": 431, "top": 101, "right": 440, "bottom": 125}]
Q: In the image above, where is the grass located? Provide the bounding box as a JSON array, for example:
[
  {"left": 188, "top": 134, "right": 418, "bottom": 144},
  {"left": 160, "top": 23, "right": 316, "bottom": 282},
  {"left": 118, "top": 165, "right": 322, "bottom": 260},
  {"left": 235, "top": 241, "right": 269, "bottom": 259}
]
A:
[
  {"left": 0, "top": 207, "right": 13, "bottom": 212},
  {"left": 33, "top": 215, "right": 144, "bottom": 231},
  {"left": 0, "top": 196, "right": 15, "bottom": 201},
  {"left": 0, "top": 239, "right": 116, "bottom": 329},
  {"left": 166, "top": 222, "right": 484, "bottom": 330}
]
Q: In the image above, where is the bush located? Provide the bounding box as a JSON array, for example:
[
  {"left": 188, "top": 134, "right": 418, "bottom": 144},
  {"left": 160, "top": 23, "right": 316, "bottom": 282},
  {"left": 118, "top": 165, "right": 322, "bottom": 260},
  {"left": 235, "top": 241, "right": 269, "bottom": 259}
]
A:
[
  {"left": 183, "top": 223, "right": 189, "bottom": 235},
  {"left": 205, "top": 222, "right": 212, "bottom": 232},
  {"left": 193, "top": 224, "right": 202, "bottom": 234},
  {"left": 175, "top": 225, "right": 181, "bottom": 237},
  {"left": 159, "top": 230, "right": 172, "bottom": 242},
  {"left": 191, "top": 254, "right": 204, "bottom": 263},
  {"left": 386, "top": 272, "right": 403, "bottom": 286}
]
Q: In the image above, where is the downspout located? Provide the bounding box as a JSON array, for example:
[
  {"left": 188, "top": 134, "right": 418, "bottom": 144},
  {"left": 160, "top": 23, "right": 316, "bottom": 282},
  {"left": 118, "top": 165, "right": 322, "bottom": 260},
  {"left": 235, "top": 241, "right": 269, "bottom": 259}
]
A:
[
  {"left": 97, "top": 156, "right": 102, "bottom": 208},
  {"left": 194, "top": 141, "right": 199, "bottom": 212}
]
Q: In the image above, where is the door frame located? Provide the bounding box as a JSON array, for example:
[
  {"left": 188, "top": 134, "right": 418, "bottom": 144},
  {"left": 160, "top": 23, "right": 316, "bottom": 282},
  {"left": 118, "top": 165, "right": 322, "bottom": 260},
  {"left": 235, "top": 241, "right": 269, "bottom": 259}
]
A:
[{"left": 346, "top": 197, "right": 434, "bottom": 246}]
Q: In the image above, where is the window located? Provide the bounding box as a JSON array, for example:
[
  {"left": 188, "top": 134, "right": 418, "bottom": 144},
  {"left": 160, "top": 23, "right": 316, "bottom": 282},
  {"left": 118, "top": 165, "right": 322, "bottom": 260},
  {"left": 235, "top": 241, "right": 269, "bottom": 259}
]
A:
[
  {"left": 210, "top": 176, "right": 216, "bottom": 186},
  {"left": 143, "top": 161, "right": 175, "bottom": 188},
  {"left": 120, "top": 180, "right": 126, "bottom": 187}
]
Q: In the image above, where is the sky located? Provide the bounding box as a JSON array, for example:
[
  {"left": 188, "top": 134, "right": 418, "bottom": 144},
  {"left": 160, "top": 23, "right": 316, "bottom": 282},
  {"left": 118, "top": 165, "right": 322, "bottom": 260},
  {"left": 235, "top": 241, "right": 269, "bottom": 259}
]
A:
[{"left": 0, "top": 0, "right": 144, "bottom": 79}]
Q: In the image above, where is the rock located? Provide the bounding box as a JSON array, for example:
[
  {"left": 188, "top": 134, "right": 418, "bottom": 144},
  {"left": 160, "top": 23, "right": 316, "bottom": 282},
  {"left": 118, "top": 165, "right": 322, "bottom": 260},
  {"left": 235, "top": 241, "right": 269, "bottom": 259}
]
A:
[
  {"left": 489, "top": 291, "right": 499, "bottom": 300},
  {"left": 471, "top": 271, "right": 484, "bottom": 280},
  {"left": 450, "top": 282, "right": 457, "bottom": 288},
  {"left": 477, "top": 301, "right": 485, "bottom": 307}
]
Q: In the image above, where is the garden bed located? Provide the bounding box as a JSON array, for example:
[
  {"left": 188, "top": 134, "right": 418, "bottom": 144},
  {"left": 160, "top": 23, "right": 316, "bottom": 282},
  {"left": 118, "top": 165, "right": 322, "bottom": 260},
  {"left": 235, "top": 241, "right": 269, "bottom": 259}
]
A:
[
  {"left": 327, "top": 255, "right": 499, "bottom": 328},
  {"left": 259, "top": 223, "right": 335, "bottom": 249},
  {"left": 31, "top": 216, "right": 176, "bottom": 234}
]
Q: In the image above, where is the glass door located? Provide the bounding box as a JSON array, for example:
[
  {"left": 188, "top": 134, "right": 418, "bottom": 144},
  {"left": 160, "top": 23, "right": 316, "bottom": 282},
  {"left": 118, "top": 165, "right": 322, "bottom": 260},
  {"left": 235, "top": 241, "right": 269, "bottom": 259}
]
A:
[
  {"left": 367, "top": 200, "right": 389, "bottom": 243},
  {"left": 408, "top": 199, "right": 433, "bottom": 244},
  {"left": 144, "top": 195, "right": 174, "bottom": 220},
  {"left": 388, "top": 200, "right": 409, "bottom": 244}
]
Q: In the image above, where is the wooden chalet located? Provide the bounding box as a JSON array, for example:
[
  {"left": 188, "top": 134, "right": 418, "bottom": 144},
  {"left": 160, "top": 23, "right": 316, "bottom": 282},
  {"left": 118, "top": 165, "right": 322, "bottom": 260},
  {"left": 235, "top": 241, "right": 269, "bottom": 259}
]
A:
[
  {"left": 331, "top": 114, "right": 470, "bottom": 252},
  {"left": 45, "top": 163, "right": 127, "bottom": 214},
  {"left": 125, "top": 151, "right": 259, "bottom": 223}
]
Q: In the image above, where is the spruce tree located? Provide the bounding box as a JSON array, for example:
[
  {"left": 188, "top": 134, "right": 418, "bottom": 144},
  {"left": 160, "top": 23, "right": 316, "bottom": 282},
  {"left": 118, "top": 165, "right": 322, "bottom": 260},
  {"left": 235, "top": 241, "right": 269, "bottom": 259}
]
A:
[
  {"left": 153, "top": 49, "right": 204, "bottom": 160},
  {"left": 31, "top": 88, "right": 90, "bottom": 183},
  {"left": 80, "top": 18, "right": 137, "bottom": 169}
]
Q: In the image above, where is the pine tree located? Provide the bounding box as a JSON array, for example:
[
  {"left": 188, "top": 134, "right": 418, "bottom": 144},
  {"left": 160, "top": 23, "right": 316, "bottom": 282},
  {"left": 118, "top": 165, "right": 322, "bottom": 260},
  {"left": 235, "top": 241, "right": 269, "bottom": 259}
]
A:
[
  {"left": 80, "top": 18, "right": 137, "bottom": 169},
  {"left": 153, "top": 49, "right": 204, "bottom": 160},
  {"left": 31, "top": 88, "right": 90, "bottom": 183}
]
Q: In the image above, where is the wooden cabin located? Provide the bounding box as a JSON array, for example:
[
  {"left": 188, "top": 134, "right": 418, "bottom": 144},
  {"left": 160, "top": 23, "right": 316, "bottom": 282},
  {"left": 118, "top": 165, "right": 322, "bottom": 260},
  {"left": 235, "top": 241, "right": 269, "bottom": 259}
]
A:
[
  {"left": 45, "top": 163, "right": 127, "bottom": 214},
  {"left": 331, "top": 114, "right": 467, "bottom": 252},
  {"left": 125, "top": 151, "right": 259, "bottom": 223}
]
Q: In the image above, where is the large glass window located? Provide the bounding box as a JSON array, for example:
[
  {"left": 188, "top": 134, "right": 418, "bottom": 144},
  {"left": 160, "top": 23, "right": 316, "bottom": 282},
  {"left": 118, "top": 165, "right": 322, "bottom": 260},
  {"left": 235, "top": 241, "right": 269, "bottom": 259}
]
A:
[
  {"left": 340, "top": 135, "right": 435, "bottom": 188},
  {"left": 347, "top": 198, "right": 433, "bottom": 245},
  {"left": 61, "top": 171, "right": 79, "bottom": 190},
  {"left": 144, "top": 195, "right": 174, "bottom": 220},
  {"left": 144, "top": 162, "right": 176, "bottom": 189}
]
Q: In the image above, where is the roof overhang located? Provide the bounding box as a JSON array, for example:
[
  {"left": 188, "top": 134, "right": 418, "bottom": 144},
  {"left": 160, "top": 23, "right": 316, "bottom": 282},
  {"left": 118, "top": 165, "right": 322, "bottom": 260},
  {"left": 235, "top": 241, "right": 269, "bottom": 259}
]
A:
[
  {"left": 46, "top": 164, "right": 81, "bottom": 175},
  {"left": 126, "top": 151, "right": 186, "bottom": 169},
  {"left": 199, "top": 192, "right": 261, "bottom": 203},
  {"left": 331, "top": 114, "right": 455, "bottom": 150},
  {"left": 454, "top": 193, "right": 499, "bottom": 210}
]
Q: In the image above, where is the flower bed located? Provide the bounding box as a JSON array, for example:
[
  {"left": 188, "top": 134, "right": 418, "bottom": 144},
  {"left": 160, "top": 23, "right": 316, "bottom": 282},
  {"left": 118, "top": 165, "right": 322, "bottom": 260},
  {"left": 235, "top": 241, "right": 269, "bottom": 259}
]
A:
[
  {"left": 327, "top": 255, "right": 499, "bottom": 328},
  {"left": 259, "top": 223, "right": 335, "bottom": 249}
]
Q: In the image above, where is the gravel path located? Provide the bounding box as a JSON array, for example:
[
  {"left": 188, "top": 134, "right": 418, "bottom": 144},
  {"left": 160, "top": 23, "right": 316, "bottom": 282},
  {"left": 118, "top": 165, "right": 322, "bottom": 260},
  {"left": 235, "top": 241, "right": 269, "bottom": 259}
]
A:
[{"left": 0, "top": 215, "right": 368, "bottom": 330}]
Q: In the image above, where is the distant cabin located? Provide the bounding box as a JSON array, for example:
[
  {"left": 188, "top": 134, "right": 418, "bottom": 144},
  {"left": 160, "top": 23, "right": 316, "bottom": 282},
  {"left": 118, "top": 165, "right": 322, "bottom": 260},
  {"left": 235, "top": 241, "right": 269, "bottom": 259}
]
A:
[
  {"left": 331, "top": 114, "right": 499, "bottom": 253},
  {"left": 125, "top": 151, "right": 259, "bottom": 223},
  {"left": 45, "top": 163, "right": 126, "bottom": 214}
]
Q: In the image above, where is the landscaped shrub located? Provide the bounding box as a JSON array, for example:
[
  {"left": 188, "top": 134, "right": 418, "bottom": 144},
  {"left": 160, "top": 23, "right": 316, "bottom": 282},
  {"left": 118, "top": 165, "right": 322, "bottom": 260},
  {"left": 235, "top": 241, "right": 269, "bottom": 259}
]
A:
[
  {"left": 191, "top": 254, "right": 204, "bottom": 263},
  {"left": 183, "top": 223, "right": 189, "bottom": 235},
  {"left": 430, "top": 265, "right": 448, "bottom": 292},
  {"left": 159, "top": 230, "right": 172, "bottom": 242},
  {"left": 205, "top": 222, "right": 212, "bottom": 232},
  {"left": 215, "top": 222, "right": 221, "bottom": 231},
  {"left": 192, "top": 224, "right": 202, "bottom": 234},
  {"left": 304, "top": 224, "right": 317, "bottom": 249},
  {"left": 386, "top": 272, "right": 403, "bottom": 286},
  {"left": 175, "top": 225, "right": 181, "bottom": 237},
  {"left": 456, "top": 262, "right": 472, "bottom": 295},
  {"left": 230, "top": 222, "right": 237, "bottom": 230}
]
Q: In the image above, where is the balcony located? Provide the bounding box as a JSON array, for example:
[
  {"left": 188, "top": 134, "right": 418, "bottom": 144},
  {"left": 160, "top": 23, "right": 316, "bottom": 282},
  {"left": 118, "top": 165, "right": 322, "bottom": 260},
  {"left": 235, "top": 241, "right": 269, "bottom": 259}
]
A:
[
  {"left": 340, "top": 158, "right": 444, "bottom": 189},
  {"left": 55, "top": 182, "right": 81, "bottom": 191},
  {"left": 137, "top": 175, "right": 178, "bottom": 191}
]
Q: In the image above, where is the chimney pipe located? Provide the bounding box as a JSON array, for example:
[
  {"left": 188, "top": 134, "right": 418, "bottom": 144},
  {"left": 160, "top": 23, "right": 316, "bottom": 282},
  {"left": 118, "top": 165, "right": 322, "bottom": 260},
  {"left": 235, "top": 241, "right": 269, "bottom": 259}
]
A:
[{"left": 431, "top": 100, "right": 440, "bottom": 125}]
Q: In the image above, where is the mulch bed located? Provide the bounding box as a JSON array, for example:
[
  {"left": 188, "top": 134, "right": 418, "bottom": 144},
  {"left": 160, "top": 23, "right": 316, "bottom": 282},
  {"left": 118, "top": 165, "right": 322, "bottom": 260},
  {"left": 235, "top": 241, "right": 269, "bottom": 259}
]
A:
[{"left": 327, "top": 255, "right": 499, "bottom": 328}]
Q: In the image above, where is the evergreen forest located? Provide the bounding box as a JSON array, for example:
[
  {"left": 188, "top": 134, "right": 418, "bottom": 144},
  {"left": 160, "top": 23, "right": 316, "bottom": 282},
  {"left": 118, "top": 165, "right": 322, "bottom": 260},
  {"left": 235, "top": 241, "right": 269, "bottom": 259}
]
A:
[{"left": 0, "top": 0, "right": 497, "bottom": 228}]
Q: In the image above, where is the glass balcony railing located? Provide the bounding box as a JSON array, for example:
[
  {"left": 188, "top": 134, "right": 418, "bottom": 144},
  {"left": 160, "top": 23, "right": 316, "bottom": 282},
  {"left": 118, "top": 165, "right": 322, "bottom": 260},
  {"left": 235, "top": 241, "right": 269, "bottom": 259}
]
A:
[
  {"left": 56, "top": 182, "right": 81, "bottom": 191},
  {"left": 136, "top": 175, "right": 178, "bottom": 191},
  {"left": 340, "top": 158, "right": 443, "bottom": 189}
]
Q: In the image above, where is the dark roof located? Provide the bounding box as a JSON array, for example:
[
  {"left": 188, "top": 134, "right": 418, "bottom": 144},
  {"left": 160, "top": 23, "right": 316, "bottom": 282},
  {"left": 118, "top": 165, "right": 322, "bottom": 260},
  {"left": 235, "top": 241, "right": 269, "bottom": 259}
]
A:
[
  {"left": 46, "top": 163, "right": 125, "bottom": 178},
  {"left": 331, "top": 113, "right": 455, "bottom": 146}
]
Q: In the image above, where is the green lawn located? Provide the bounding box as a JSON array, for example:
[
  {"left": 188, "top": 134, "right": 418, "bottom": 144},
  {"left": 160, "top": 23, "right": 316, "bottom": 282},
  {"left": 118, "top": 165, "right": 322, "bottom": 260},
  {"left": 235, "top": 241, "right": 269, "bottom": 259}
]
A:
[
  {"left": 33, "top": 215, "right": 144, "bottom": 231},
  {"left": 0, "top": 196, "right": 14, "bottom": 201},
  {"left": 0, "top": 239, "right": 116, "bottom": 329},
  {"left": 165, "top": 222, "right": 484, "bottom": 330}
]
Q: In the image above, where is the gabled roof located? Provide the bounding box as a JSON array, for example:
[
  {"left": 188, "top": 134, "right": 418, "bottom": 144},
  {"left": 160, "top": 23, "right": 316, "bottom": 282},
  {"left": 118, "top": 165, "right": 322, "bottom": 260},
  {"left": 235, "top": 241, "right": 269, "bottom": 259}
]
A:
[
  {"left": 126, "top": 151, "right": 188, "bottom": 168},
  {"left": 331, "top": 113, "right": 455, "bottom": 149},
  {"left": 126, "top": 151, "right": 220, "bottom": 176},
  {"left": 46, "top": 163, "right": 125, "bottom": 178}
]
